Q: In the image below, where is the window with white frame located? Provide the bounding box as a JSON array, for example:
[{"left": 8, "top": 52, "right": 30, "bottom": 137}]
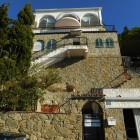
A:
[
  {"left": 33, "top": 40, "right": 44, "bottom": 52},
  {"left": 39, "top": 16, "right": 56, "bottom": 28},
  {"left": 81, "top": 14, "right": 99, "bottom": 26}
]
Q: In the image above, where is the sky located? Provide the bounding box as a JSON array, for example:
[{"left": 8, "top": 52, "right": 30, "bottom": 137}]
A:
[{"left": 0, "top": 0, "right": 140, "bottom": 33}]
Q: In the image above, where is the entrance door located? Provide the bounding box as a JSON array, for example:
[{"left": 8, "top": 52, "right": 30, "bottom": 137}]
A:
[
  {"left": 123, "top": 109, "right": 138, "bottom": 140},
  {"left": 82, "top": 102, "right": 104, "bottom": 140}
]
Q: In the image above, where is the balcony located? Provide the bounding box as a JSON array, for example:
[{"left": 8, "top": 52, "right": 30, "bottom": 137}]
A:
[{"left": 32, "top": 24, "right": 116, "bottom": 34}]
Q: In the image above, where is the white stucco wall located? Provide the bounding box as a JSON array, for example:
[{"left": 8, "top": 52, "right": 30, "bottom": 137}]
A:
[
  {"left": 104, "top": 89, "right": 140, "bottom": 108},
  {"left": 33, "top": 7, "right": 102, "bottom": 27}
]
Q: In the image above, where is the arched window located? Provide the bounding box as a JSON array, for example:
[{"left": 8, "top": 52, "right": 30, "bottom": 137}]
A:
[
  {"left": 81, "top": 14, "right": 99, "bottom": 26},
  {"left": 39, "top": 15, "right": 56, "bottom": 28},
  {"left": 47, "top": 39, "right": 57, "bottom": 51},
  {"left": 95, "top": 38, "right": 103, "bottom": 48},
  {"left": 106, "top": 38, "right": 114, "bottom": 47},
  {"left": 33, "top": 40, "right": 44, "bottom": 52},
  {"left": 56, "top": 13, "right": 80, "bottom": 21}
]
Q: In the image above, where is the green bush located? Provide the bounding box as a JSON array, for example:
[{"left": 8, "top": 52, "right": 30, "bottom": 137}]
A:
[{"left": 39, "top": 68, "right": 61, "bottom": 89}]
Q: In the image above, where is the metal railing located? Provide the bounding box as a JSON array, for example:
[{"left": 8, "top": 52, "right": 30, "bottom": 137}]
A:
[
  {"left": 33, "top": 24, "right": 116, "bottom": 32},
  {"left": 103, "top": 25, "right": 115, "bottom": 31},
  {"left": 102, "top": 71, "right": 126, "bottom": 88}
]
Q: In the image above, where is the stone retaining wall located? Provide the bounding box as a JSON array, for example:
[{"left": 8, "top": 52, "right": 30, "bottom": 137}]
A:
[
  {"left": 53, "top": 56, "right": 123, "bottom": 93},
  {"left": 0, "top": 106, "right": 127, "bottom": 140},
  {"left": 0, "top": 38, "right": 129, "bottom": 140},
  {"left": 0, "top": 112, "right": 82, "bottom": 140}
]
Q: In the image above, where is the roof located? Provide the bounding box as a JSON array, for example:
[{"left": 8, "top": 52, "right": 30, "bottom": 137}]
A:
[{"left": 33, "top": 7, "right": 102, "bottom": 13}]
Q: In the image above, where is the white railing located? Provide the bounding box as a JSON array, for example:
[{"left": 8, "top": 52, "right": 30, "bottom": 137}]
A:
[{"left": 33, "top": 28, "right": 99, "bottom": 34}]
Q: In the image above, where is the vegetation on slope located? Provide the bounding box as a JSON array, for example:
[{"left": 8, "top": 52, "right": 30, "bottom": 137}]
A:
[
  {"left": 0, "top": 3, "right": 61, "bottom": 111},
  {"left": 119, "top": 26, "right": 140, "bottom": 56}
]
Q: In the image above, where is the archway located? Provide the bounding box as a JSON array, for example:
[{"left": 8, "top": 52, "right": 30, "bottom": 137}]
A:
[
  {"left": 39, "top": 15, "right": 56, "bottom": 28},
  {"left": 81, "top": 14, "right": 99, "bottom": 26},
  {"left": 82, "top": 101, "right": 104, "bottom": 140}
]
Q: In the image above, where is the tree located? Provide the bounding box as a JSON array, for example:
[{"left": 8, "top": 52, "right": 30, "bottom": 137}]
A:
[
  {"left": 0, "top": 57, "right": 19, "bottom": 84},
  {"left": 9, "top": 22, "right": 34, "bottom": 74},
  {"left": 0, "top": 3, "right": 9, "bottom": 28},
  {"left": 119, "top": 26, "right": 140, "bottom": 56},
  {"left": 0, "top": 75, "right": 42, "bottom": 111},
  {"left": 0, "top": 3, "right": 62, "bottom": 111},
  {"left": 0, "top": 4, "right": 10, "bottom": 57},
  {"left": 18, "top": 3, "right": 34, "bottom": 26},
  {"left": 9, "top": 3, "right": 34, "bottom": 74},
  {"left": 0, "top": 4, "right": 19, "bottom": 85}
]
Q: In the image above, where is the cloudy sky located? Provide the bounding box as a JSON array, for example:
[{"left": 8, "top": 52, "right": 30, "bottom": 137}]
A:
[{"left": 0, "top": 0, "right": 140, "bottom": 33}]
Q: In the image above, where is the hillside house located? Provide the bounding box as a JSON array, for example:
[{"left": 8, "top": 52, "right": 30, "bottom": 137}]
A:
[{"left": 0, "top": 7, "right": 140, "bottom": 140}]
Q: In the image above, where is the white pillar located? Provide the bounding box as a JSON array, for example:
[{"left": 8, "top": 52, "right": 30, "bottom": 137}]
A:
[
  {"left": 133, "top": 109, "right": 140, "bottom": 140},
  {"left": 98, "top": 8, "right": 103, "bottom": 25}
]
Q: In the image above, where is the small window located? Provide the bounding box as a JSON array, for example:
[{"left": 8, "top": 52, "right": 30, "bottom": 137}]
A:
[
  {"left": 47, "top": 39, "right": 57, "bottom": 51},
  {"left": 106, "top": 38, "right": 114, "bottom": 48},
  {"left": 95, "top": 38, "right": 103, "bottom": 48},
  {"left": 33, "top": 40, "right": 44, "bottom": 52}
]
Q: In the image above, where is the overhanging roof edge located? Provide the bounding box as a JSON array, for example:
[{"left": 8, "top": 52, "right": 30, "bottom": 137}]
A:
[{"left": 33, "top": 7, "right": 102, "bottom": 13}]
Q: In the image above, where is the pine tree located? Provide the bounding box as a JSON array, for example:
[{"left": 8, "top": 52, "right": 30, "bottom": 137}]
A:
[
  {"left": 0, "top": 3, "right": 9, "bottom": 28},
  {"left": 18, "top": 3, "right": 34, "bottom": 26},
  {"left": 0, "top": 4, "right": 9, "bottom": 58},
  {"left": 11, "top": 3, "right": 34, "bottom": 74},
  {"left": 119, "top": 26, "right": 140, "bottom": 56}
]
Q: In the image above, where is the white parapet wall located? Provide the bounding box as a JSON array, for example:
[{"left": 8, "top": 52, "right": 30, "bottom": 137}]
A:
[
  {"left": 33, "top": 28, "right": 99, "bottom": 34},
  {"left": 104, "top": 88, "right": 140, "bottom": 108}
]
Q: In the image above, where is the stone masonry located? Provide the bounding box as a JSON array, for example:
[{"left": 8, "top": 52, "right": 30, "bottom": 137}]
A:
[
  {"left": 34, "top": 32, "right": 121, "bottom": 57},
  {"left": 0, "top": 30, "right": 133, "bottom": 140},
  {"left": 0, "top": 54, "right": 128, "bottom": 140}
]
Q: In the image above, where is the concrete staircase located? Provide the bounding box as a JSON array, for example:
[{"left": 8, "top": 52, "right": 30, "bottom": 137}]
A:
[{"left": 31, "top": 45, "right": 88, "bottom": 68}]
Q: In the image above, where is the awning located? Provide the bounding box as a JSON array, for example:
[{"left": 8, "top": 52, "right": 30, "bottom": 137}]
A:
[
  {"left": 55, "top": 17, "right": 81, "bottom": 29},
  {"left": 104, "top": 89, "right": 140, "bottom": 108}
]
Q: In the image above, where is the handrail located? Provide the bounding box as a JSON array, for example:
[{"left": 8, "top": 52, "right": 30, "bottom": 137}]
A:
[
  {"left": 32, "top": 24, "right": 116, "bottom": 31},
  {"left": 102, "top": 71, "right": 125, "bottom": 88}
]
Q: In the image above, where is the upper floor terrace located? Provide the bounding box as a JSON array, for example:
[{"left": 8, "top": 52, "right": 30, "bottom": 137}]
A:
[{"left": 32, "top": 7, "right": 115, "bottom": 33}]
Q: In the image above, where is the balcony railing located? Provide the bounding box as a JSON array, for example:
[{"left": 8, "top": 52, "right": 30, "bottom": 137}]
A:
[
  {"left": 103, "top": 25, "right": 115, "bottom": 31},
  {"left": 32, "top": 24, "right": 116, "bottom": 32},
  {"left": 32, "top": 37, "right": 88, "bottom": 61}
]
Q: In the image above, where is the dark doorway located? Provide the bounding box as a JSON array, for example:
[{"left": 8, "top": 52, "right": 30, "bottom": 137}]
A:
[
  {"left": 82, "top": 101, "right": 104, "bottom": 140},
  {"left": 73, "top": 38, "right": 80, "bottom": 45},
  {"left": 123, "top": 109, "right": 138, "bottom": 139}
]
